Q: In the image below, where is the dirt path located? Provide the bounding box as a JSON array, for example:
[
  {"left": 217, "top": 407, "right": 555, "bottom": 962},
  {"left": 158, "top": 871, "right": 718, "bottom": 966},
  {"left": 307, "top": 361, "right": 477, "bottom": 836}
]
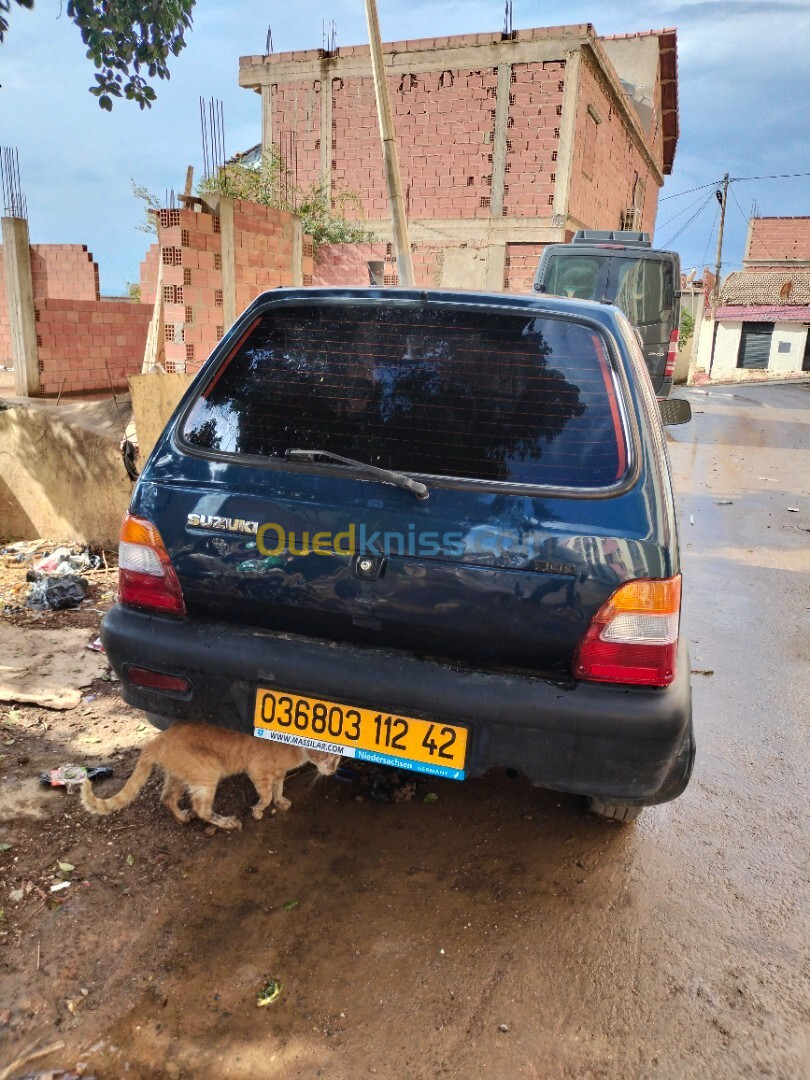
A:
[{"left": 1, "top": 385, "right": 809, "bottom": 1079}]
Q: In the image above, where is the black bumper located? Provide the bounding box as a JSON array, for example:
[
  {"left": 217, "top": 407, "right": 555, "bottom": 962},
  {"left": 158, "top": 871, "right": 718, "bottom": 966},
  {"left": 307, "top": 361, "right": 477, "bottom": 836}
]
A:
[{"left": 101, "top": 605, "right": 694, "bottom": 806}]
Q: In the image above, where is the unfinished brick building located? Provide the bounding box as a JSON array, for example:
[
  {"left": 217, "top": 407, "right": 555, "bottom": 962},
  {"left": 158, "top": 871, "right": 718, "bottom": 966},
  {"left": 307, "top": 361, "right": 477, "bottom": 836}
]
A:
[{"left": 239, "top": 23, "right": 678, "bottom": 291}]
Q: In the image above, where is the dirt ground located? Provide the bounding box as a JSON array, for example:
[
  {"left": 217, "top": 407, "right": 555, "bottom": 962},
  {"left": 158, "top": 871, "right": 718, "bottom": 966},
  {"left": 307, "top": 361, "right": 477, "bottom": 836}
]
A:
[{"left": 1, "top": 384, "right": 809, "bottom": 1080}]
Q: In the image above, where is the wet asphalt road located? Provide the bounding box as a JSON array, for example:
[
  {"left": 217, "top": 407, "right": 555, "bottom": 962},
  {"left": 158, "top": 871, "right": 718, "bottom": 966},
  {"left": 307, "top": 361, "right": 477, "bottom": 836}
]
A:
[{"left": 8, "top": 382, "right": 808, "bottom": 1080}]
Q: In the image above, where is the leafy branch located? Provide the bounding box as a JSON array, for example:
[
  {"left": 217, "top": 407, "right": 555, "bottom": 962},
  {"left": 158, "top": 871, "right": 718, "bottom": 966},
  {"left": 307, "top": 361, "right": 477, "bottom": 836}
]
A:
[{"left": 0, "top": 0, "right": 195, "bottom": 109}]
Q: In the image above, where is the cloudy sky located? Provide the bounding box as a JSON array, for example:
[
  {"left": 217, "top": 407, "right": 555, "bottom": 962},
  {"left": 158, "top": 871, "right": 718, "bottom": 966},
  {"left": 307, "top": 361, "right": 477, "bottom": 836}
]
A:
[{"left": 2, "top": 0, "right": 808, "bottom": 293}]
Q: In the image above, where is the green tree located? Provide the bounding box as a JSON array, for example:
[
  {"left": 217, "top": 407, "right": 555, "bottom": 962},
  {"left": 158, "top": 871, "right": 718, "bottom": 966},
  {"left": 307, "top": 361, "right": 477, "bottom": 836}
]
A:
[{"left": 0, "top": 0, "right": 194, "bottom": 109}]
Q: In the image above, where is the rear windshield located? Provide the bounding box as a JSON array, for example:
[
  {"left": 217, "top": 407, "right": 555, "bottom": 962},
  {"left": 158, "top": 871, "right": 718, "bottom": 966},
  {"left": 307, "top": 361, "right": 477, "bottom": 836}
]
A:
[
  {"left": 543, "top": 253, "right": 675, "bottom": 329},
  {"left": 182, "top": 303, "right": 628, "bottom": 489}
]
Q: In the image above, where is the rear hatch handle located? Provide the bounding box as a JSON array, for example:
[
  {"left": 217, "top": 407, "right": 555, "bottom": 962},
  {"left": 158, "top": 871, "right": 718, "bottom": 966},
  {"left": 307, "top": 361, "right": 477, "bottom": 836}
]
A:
[{"left": 285, "top": 448, "right": 429, "bottom": 500}]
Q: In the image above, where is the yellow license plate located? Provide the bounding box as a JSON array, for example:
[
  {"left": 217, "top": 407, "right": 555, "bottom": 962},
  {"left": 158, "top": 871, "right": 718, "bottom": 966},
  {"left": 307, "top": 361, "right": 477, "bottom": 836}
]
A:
[{"left": 253, "top": 689, "right": 467, "bottom": 780}]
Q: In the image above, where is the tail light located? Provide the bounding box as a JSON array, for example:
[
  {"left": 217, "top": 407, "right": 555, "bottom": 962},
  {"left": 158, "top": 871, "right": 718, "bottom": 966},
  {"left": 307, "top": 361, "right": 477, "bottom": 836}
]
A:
[
  {"left": 575, "top": 576, "right": 681, "bottom": 687},
  {"left": 118, "top": 513, "right": 186, "bottom": 616},
  {"left": 664, "top": 329, "right": 679, "bottom": 379}
]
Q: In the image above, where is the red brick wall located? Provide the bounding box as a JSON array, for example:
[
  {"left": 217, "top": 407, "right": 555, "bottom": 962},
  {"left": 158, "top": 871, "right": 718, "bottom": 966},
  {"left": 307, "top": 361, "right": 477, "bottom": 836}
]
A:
[
  {"left": 504, "top": 62, "right": 564, "bottom": 217},
  {"left": 271, "top": 80, "right": 322, "bottom": 190},
  {"left": 568, "top": 53, "right": 660, "bottom": 234},
  {"left": 746, "top": 217, "right": 810, "bottom": 264},
  {"left": 29, "top": 244, "right": 99, "bottom": 303},
  {"left": 0, "top": 243, "right": 101, "bottom": 368},
  {"left": 313, "top": 242, "right": 440, "bottom": 287},
  {"left": 35, "top": 299, "right": 151, "bottom": 396},
  {"left": 505, "top": 243, "right": 545, "bottom": 293},
  {"left": 329, "top": 68, "right": 502, "bottom": 222},
  {"left": 139, "top": 243, "right": 160, "bottom": 307},
  {"left": 156, "top": 202, "right": 307, "bottom": 374}
]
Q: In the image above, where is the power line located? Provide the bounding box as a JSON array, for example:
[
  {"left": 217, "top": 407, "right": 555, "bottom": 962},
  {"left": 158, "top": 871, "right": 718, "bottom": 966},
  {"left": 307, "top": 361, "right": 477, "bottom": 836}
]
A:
[
  {"left": 731, "top": 171, "right": 810, "bottom": 182},
  {"left": 700, "top": 200, "right": 720, "bottom": 269},
  {"left": 657, "top": 187, "right": 719, "bottom": 231},
  {"left": 660, "top": 180, "right": 724, "bottom": 202},
  {"left": 659, "top": 190, "right": 717, "bottom": 249},
  {"left": 729, "top": 183, "right": 783, "bottom": 264}
]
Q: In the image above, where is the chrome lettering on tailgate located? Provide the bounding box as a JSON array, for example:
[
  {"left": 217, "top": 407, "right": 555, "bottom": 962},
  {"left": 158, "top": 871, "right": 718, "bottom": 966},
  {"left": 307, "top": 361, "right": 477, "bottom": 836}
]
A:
[{"left": 187, "top": 514, "right": 259, "bottom": 535}]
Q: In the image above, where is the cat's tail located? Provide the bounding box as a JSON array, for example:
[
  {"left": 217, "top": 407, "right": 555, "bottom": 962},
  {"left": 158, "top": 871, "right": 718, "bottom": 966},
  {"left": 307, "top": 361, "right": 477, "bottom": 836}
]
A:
[{"left": 80, "top": 751, "right": 154, "bottom": 816}]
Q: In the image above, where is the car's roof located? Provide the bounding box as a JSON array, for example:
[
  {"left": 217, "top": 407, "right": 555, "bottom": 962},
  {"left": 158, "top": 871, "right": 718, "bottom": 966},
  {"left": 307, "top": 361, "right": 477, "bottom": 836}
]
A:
[{"left": 249, "top": 286, "right": 622, "bottom": 329}]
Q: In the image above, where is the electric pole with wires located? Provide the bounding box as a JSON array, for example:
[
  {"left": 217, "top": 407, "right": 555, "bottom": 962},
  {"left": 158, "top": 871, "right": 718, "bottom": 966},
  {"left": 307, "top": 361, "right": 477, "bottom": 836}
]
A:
[{"left": 713, "top": 173, "right": 730, "bottom": 299}]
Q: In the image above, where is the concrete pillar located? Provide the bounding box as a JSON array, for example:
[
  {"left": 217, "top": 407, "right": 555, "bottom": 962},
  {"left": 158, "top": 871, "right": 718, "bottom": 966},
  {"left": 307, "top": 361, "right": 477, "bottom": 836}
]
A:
[
  {"left": 1, "top": 216, "right": 40, "bottom": 398},
  {"left": 291, "top": 218, "right": 304, "bottom": 287},
  {"left": 489, "top": 63, "right": 512, "bottom": 220},
  {"left": 261, "top": 85, "right": 273, "bottom": 154},
  {"left": 552, "top": 48, "right": 581, "bottom": 222},
  {"left": 319, "top": 65, "right": 334, "bottom": 186},
  {"left": 218, "top": 197, "right": 237, "bottom": 330},
  {"left": 485, "top": 243, "right": 507, "bottom": 292}
]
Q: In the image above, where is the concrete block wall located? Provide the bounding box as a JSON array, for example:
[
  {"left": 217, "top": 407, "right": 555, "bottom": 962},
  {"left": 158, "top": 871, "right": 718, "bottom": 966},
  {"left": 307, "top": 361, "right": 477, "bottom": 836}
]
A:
[
  {"left": 271, "top": 80, "right": 322, "bottom": 190},
  {"left": 0, "top": 243, "right": 100, "bottom": 366},
  {"left": 153, "top": 201, "right": 309, "bottom": 374},
  {"left": 232, "top": 198, "right": 309, "bottom": 311},
  {"left": 746, "top": 217, "right": 810, "bottom": 265},
  {"left": 504, "top": 63, "right": 564, "bottom": 217},
  {"left": 505, "top": 242, "right": 545, "bottom": 293},
  {"left": 35, "top": 298, "right": 152, "bottom": 396},
  {"left": 30, "top": 244, "right": 99, "bottom": 303},
  {"left": 313, "top": 242, "right": 441, "bottom": 288},
  {"left": 566, "top": 52, "right": 660, "bottom": 235},
  {"left": 158, "top": 207, "right": 223, "bottom": 373},
  {"left": 139, "top": 242, "right": 160, "bottom": 307}
]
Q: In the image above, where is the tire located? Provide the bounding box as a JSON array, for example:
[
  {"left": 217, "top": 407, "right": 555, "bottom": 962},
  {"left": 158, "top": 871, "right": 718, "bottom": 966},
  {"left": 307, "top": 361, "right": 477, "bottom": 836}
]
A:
[{"left": 587, "top": 797, "right": 643, "bottom": 822}]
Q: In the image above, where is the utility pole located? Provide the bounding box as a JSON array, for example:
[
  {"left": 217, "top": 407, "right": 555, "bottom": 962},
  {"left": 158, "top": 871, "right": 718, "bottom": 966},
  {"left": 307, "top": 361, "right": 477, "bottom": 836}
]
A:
[
  {"left": 708, "top": 172, "right": 730, "bottom": 379},
  {"left": 364, "top": 0, "right": 415, "bottom": 287},
  {"left": 713, "top": 173, "right": 729, "bottom": 299}
]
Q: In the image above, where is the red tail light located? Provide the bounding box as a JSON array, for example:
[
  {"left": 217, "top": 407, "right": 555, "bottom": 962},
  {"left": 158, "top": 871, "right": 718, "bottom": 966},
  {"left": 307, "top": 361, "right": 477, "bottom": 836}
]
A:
[
  {"left": 575, "top": 576, "right": 681, "bottom": 687},
  {"left": 127, "top": 667, "right": 191, "bottom": 693},
  {"left": 118, "top": 513, "right": 186, "bottom": 616},
  {"left": 664, "top": 329, "right": 679, "bottom": 379}
]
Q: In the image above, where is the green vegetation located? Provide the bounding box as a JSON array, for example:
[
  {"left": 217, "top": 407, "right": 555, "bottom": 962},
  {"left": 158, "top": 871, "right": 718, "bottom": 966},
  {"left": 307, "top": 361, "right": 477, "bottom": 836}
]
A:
[
  {"left": 679, "top": 310, "right": 695, "bottom": 351},
  {"left": 198, "top": 149, "right": 374, "bottom": 253}
]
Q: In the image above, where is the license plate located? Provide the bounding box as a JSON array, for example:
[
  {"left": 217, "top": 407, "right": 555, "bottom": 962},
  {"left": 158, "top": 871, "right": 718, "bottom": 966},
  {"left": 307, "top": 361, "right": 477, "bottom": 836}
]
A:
[{"left": 253, "top": 688, "right": 468, "bottom": 780}]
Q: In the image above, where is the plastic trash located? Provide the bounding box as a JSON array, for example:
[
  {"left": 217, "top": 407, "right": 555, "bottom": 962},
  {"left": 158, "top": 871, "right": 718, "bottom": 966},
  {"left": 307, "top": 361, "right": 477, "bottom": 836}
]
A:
[
  {"left": 26, "top": 574, "right": 86, "bottom": 611},
  {"left": 40, "top": 765, "right": 113, "bottom": 790}
]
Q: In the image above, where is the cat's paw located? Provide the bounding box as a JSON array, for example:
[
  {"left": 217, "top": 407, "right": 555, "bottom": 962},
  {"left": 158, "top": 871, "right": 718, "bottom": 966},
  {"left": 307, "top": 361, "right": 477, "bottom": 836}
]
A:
[
  {"left": 274, "top": 796, "right": 292, "bottom": 812},
  {"left": 251, "top": 806, "right": 265, "bottom": 821},
  {"left": 220, "top": 816, "right": 242, "bottom": 831}
]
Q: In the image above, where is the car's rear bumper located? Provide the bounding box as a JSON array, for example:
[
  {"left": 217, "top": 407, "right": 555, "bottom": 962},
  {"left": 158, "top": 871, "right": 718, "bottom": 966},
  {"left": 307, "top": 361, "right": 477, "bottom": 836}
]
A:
[{"left": 101, "top": 605, "right": 694, "bottom": 806}]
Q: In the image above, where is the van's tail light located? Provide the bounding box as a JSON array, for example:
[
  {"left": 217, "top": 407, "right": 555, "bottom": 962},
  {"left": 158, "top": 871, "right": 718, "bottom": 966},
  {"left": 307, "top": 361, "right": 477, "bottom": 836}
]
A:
[
  {"left": 575, "top": 576, "right": 681, "bottom": 687},
  {"left": 664, "top": 329, "right": 679, "bottom": 379},
  {"left": 118, "top": 513, "right": 186, "bottom": 616}
]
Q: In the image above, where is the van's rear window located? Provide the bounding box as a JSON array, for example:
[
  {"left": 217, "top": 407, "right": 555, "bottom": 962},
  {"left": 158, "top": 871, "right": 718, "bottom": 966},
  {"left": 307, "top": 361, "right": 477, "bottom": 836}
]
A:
[{"left": 182, "top": 303, "right": 628, "bottom": 489}]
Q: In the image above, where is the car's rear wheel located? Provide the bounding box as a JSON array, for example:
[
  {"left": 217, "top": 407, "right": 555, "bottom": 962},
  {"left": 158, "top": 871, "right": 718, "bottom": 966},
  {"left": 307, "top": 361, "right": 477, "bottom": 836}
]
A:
[{"left": 587, "top": 797, "right": 643, "bottom": 822}]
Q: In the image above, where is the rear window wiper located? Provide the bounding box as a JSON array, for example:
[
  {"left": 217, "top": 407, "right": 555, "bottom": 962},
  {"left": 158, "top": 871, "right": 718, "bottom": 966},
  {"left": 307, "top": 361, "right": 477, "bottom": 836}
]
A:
[{"left": 285, "top": 449, "right": 429, "bottom": 500}]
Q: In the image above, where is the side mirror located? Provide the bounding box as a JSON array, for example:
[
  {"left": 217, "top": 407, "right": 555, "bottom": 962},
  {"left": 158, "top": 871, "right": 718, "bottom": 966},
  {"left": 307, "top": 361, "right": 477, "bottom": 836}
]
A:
[{"left": 658, "top": 397, "right": 692, "bottom": 426}]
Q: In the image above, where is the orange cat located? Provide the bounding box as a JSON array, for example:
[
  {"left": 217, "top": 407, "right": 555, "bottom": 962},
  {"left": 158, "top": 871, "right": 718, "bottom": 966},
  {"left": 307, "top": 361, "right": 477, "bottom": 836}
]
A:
[{"left": 80, "top": 722, "right": 341, "bottom": 831}]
